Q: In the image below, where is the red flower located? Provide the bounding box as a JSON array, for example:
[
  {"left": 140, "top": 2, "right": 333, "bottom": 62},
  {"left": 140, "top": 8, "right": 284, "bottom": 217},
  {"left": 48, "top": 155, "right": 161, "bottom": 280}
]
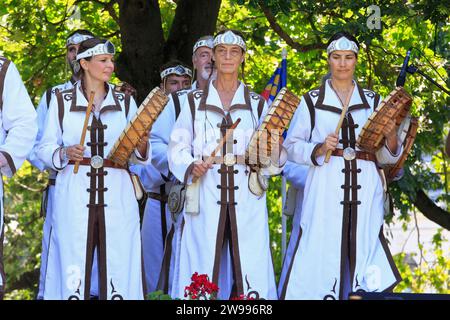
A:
[
  {"left": 184, "top": 272, "right": 219, "bottom": 300},
  {"left": 230, "top": 293, "right": 256, "bottom": 300}
]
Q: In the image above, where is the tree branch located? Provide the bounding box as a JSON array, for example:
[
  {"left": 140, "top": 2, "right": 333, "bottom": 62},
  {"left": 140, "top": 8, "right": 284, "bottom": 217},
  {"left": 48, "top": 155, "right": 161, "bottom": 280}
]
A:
[
  {"left": 412, "top": 188, "right": 450, "bottom": 230},
  {"left": 74, "top": 0, "right": 119, "bottom": 23},
  {"left": 258, "top": 1, "right": 325, "bottom": 52},
  {"left": 24, "top": 53, "right": 66, "bottom": 85},
  {"left": 366, "top": 45, "right": 373, "bottom": 89},
  {"left": 44, "top": 1, "right": 70, "bottom": 26}
]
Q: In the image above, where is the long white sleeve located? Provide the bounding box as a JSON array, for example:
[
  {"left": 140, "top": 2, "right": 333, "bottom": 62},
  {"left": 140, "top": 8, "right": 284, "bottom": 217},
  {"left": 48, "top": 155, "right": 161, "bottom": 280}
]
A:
[
  {"left": 284, "top": 98, "right": 324, "bottom": 167},
  {"left": 167, "top": 100, "right": 195, "bottom": 184},
  {"left": 36, "top": 94, "right": 65, "bottom": 171},
  {"left": 28, "top": 91, "right": 50, "bottom": 172},
  {"left": 283, "top": 161, "right": 309, "bottom": 189},
  {"left": 0, "top": 61, "right": 38, "bottom": 177},
  {"left": 150, "top": 94, "right": 183, "bottom": 177}
]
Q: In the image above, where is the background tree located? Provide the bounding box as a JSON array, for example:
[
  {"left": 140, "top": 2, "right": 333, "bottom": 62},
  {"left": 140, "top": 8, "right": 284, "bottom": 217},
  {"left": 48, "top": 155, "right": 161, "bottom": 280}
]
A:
[{"left": 0, "top": 0, "right": 448, "bottom": 298}]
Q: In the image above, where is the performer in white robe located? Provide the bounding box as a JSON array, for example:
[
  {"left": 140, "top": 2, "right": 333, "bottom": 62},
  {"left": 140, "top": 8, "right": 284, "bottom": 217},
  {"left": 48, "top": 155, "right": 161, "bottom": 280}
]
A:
[
  {"left": 0, "top": 57, "right": 38, "bottom": 299},
  {"left": 281, "top": 32, "right": 403, "bottom": 300},
  {"left": 27, "top": 29, "right": 95, "bottom": 300},
  {"left": 37, "top": 38, "right": 150, "bottom": 300},
  {"left": 168, "top": 30, "right": 286, "bottom": 300},
  {"left": 277, "top": 161, "right": 308, "bottom": 297},
  {"left": 149, "top": 36, "right": 215, "bottom": 296},
  {"left": 130, "top": 61, "right": 192, "bottom": 294}
]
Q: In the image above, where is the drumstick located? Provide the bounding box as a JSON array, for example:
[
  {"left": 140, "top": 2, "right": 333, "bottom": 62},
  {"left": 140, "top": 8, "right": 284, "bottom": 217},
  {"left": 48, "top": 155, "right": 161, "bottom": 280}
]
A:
[
  {"left": 325, "top": 85, "right": 354, "bottom": 163},
  {"left": 192, "top": 118, "right": 241, "bottom": 183},
  {"left": 74, "top": 91, "right": 95, "bottom": 174}
]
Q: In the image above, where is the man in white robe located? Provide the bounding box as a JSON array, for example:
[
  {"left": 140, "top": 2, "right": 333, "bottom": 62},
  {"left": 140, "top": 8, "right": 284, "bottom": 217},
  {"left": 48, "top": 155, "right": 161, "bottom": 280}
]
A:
[{"left": 0, "top": 57, "right": 38, "bottom": 299}]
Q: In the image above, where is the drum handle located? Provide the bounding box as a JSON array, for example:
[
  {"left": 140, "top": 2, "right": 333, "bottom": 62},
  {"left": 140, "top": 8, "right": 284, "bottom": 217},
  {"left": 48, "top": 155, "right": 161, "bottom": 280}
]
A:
[
  {"left": 325, "top": 85, "right": 354, "bottom": 163},
  {"left": 74, "top": 91, "right": 95, "bottom": 174}
]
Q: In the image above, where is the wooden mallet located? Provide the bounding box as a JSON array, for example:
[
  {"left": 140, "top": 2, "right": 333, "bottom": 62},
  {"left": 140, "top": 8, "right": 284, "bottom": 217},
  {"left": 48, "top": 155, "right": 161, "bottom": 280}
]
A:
[
  {"left": 192, "top": 118, "right": 241, "bottom": 183},
  {"left": 73, "top": 91, "right": 95, "bottom": 174},
  {"left": 324, "top": 85, "right": 354, "bottom": 163}
]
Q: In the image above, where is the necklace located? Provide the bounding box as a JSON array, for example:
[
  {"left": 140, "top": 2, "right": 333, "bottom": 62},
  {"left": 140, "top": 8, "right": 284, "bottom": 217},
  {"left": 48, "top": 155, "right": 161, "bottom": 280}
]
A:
[{"left": 329, "top": 80, "right": 354, "bottom": 108}]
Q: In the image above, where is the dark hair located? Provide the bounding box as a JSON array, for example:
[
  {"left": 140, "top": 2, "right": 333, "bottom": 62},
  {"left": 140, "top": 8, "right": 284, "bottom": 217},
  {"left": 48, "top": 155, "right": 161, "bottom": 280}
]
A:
[
  {"left": 211, "top": 29, "right": 246, "bottom": 82},
  {"left": 75, "top": 38, "right": 109, "bottom": 77},
  {"left": 327, "top": 31, "right": 360, "bottom": 56},
  {"left": 66, "top": 29, "right": 95, "bottom": 40},
  {"left": 159, "top": 59, "right": 191, "bottom": 75}
]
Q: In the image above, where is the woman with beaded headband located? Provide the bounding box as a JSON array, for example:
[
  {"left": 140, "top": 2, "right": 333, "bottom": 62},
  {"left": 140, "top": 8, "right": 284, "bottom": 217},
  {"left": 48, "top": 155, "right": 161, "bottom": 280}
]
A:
[
  {"left": 27, "top": 29, "right": 97, "bottom": 300},
  {"left": 37, "top": 38, "right": 151, "bottom": 300},
  {"left": 167, "top": 29, "right": 286, "bottom": 300},
  {"left": 281, "top": 31, "right": 403, "bottom": 299}
]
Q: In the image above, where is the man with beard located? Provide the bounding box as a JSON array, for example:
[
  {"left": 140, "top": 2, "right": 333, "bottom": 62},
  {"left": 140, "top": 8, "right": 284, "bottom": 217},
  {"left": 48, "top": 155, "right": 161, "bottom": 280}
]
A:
[{"left": 136, "top": 36, "right": 214, "bottom": 296}]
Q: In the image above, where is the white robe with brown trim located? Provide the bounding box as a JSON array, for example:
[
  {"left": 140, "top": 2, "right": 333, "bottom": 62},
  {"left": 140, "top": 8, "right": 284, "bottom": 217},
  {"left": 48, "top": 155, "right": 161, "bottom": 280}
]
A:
[
  {"left": 27, "top": 77, "right": 95, "bottom": 300},
  {"left": 140, "top": 89, "right": 191, "bottom": 296},
  {"left": 0, "top": 57, "right": 38, "bottom": 296},
  {"left": 277, "top": 161, "right": 308, "bottom": 297},
  {"left": 129, "top": 161, "right": 171, "bottom": 294},
  {"left": 168, "top": 81, "right": 286, "bottom": 300},
  {"left": 281, "top": 80, "right": 403, "bottom": 300},
  {"left": 37, "top": 81, "right": 150, "bottom": 300}
]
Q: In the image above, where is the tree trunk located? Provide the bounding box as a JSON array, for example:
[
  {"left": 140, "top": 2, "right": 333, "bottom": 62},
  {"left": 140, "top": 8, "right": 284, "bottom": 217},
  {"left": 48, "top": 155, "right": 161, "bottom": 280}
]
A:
[
  {"left": 116, "top": 0, "right": 165, "bottom": 103},
  {"left": 165, "top": 0, "right": 222, "bottom": 68},
  {"left": 116, "top": 0, "right": 221, "bottom": 103}
]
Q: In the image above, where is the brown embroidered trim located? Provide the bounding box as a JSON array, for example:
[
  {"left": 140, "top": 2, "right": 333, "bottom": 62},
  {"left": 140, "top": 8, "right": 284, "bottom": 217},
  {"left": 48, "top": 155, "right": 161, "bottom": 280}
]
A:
[
  {"left": 96, "top": 118, "right": 108, "bottom": 299},
  {"left": 338, "top": 117, "right": 351, "bottom": 300},
  {"left": 0, "top": 58, "right": 11, "bottom": 111},
  {"left": 183, "top": 162, "right": 195, "bottom": 185},
  {"left": 156, "top": 225, "right": 175, "bottom": 293},
  {"left": 0, "top": 151, "right": 16, "bottom": 175},
  {"left": 160, "top": 185, "right": 167, "bottom": 249},
  {"left": 315, "top": 104, "right": 342, "bottom": 114},
  {"left": 379, "top": 227, "right": 402, "bottom": 291},
  {"left": 212, "top": 117, "right": 231, "bottom": 287},
  {"left": 357, "top": 84, "right": 371, "bottom": 110},
  {"left": 279, "top": 227, "right": 303, "bottom": 300},
  {"left": 56, "top": 91, "right": 65, "bottom": 132},
  {"left": 374, "top": 94, "right": 381, "bottom": 110},
  {"left": 0, "top": 223, "right": 6, "bottom": 300},
  {"left": 224, "top": 113, "right": 243, "bottom": 295},
  {"left": 310, "top": 143, "right": 323, "bottom": 166},
  {"left": 348, "top": 114, "right": 359, "bottom": 291}
]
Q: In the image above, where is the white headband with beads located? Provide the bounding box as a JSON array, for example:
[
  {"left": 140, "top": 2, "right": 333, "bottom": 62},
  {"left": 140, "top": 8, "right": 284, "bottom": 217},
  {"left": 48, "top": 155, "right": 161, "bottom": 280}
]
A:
[
  {"left": 66, "top": 33, "right": 94, "bottom": 47},
  {"left": 160, "top": 65, "right": 193, "bottom": 80},
  {"left": 193, "top": 37, "right": 214, "bottom": 53},
  {"left": 76, "top": 41, "right": 116, "bottom": 61},
  {"left": 327, "top": 36, "right": 359, "bottom": 55},
  {"left": 213, "top": 30, "right": 246, "bottom": 52}
]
